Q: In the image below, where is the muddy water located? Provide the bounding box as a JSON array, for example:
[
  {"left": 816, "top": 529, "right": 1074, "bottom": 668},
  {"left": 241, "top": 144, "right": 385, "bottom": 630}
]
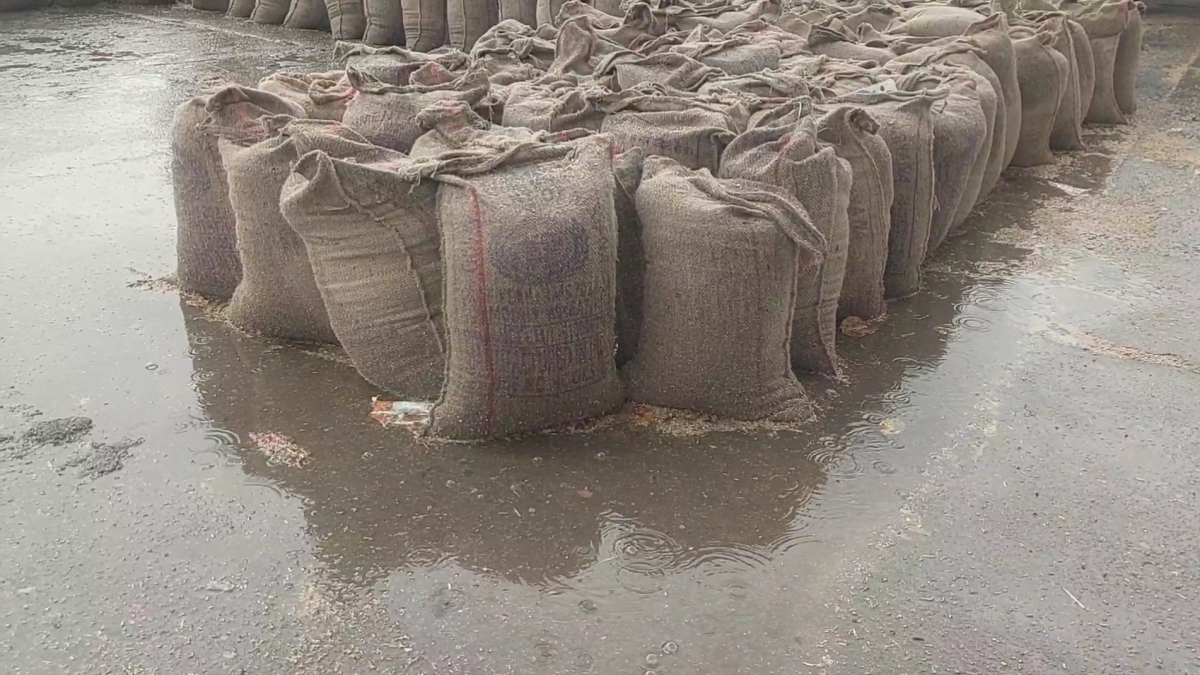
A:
[{"left": 4, "top": 6, "right": 1200, "bottom": 675}]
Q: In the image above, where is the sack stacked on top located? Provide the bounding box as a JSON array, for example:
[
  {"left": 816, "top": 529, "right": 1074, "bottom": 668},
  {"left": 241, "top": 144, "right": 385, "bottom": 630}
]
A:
[{"left": 172, "top": 0, "right": 1146, "bottom": 439}]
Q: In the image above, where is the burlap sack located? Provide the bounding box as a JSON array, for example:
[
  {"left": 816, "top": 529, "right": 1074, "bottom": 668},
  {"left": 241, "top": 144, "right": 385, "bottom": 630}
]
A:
[
  {"left": 1067, "top": 20, "right": 1095, "bottom": 121},
  {"left": 624, "top": 156, "right": 821, "bottom": 421},
  {"left": 613, "top": 148, "right": 646, "bottom": 367},
  {"left": 1069, "top": 0, "right": 1134, "bottom": 124},
  {"left": 499, "top": 0, "right": 536, "bottom": 25},
  {"left": 207, "top": 117, "right": 374, "bottom": 343},
  {"left": 341, "top": 66, "right": 489, "bottom": 152},
  {"left": 637, "top": 26, "right": 782, "bottom": 76},
  {"left": 725, "top": 19, "right": 810, "bottom": 57},
  {"left": 815, "top": 105, "right": 893, "bottom": 322},
  {"left": 556, "top": 0, "right": 622, "bottom": 29},
  {"left": 922, "top": 73, "right": 987, "bottom": 251},
  {"left": 258, "top": 71, "right": 354, "bottom": 120},
  {"left": 1011, "top": 26, "right": 1068, "bottom": 166},
  {"left": 548, "top": 16, "right": 629, "bottom": 76},
  {"left": 842, "top": 4, "right": 899, "bottom": 32},
  {"left": 963, "top": 13, "right": 1022, "bottom": 168},
  {"left": 719, "top": 109, "right": 848, "bottom": 377},
  {"left": 410, "top": 99, "right": 574, "bottom": 156},
  {"left": 471, "top": 20, "right": 558, "bottom": 70},
  {"left": 172, "top": 86, "right": 304, "bottom": 302},
  {"left": 194, "top": 0, "right": 230, "bottom": 12},
  {"left": 1113, "top": 4, "right": 1141, "bottom": 115},
  {"left": 251, "top": 0, "right": 291, "bottom": 24},
  {"left": 599, "top": 88, "right": 737, "bottom": 173},
  {"left": 836, "top": 78, "right": 942, "bottom": 299},
  {"left": 666, "top": 0, "right": 782, "bottom": 33},
  {"left": 501, "top": 76, "right": 607, "bottom": 131},
  {"left": 535, "top": 0, "right": 563, "bottom": 26},
  {"left": 362, "top": 0, "right": 405, "bottom": 44},
  {"left": 892, "top": 6, "right": 988, "bottom": 37},
  {"left": 324, "top": 0, "right": 367, "bottom": 39},
  {"left": 447, "top": 0, "right": 498, "bottom": 50},
  {"left": 403, "top": 0, "right": 449, "bottom": 50},
  {"left": 281, "top": 148, "right": 446, "bottom": 400},
  {"left": 335, "top": 43, "right": 471, "bottom": 84},
  {"left": 807, "top": 23, "right": 895, "bottom": 63},
  {"left": 227, "top": 0, "right": 256, "bottom": 17},
  {"left": 595, "top": 51, "right": 724, "bottom": 91},
  {"left": 696, "top": 68, "right": 811, "bottom": 98},
  {"left": 283, "top": 0, "right": 331, "bottom": 29},
  {"left": 425, "top": 134, "right": 624, "bottom": 440}
]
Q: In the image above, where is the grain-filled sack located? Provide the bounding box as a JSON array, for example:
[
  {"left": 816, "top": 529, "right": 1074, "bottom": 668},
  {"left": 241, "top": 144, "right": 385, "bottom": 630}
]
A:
[
  {"left": 806, "top": 23, "right": 895, "bottom": 63},
  {"left": 206, "top": 117, "right": 373, "bottom": 343},
  {"left": 815, "top": 105, "right": 893, "bottom": 322},
  {"left": 624, "top": 157, "right": 821, "bottom": 421},
  {"left": 362, "top": 0, "right": 405, "bottom": 44},
  {"left": 335, "top": 43, "right": 471, "bottom": 84},
  {"left": 403, "top": 0, "right": 448, "bottom": 50},
  {"left": 963, "top": 13, "right": 1022, "bottom": 168},
  {"left": 258, "top": 71, "right": 354, "bottom": 120},
  {"left": 638, "top": 26, "right": 782, "bottom": 76},
  {"left": 724, "top": 19, "right": 809, "bottom": 57},
  {"left": 595, "top": 51, "right": 724, "bottom": 91},
  {"left": 599, "top": 87, "right": 736, "bottom": 173},
  {"left": 324, "top": 0, "right": 367, "bottom": 39},
  {"left": 341, "top": 66, "right": 489, "bottom": 152},
  {"left": 886, "top": 63, "right": 989, "bottom": 250},
  {"left": 1069, "top": 0, "right": 1135, "bottom": 124},
  {"left": 283, "top": 0, "right": 330, "bottom": 29},
  {"left": 696, "top": 68, "right": 811, "bottom": 98},
  {"left": 426, "top": 134, "right": 624, "bottom": 440},
  {"left": 410, "top": 99, "right": 578, "bottom": 156},
  {"left": 892, "top": 6, "right": 987, "bottom": 38},
  {"left": 719, "top": 108, "right": 848, "bottom": 377},
  {"left": 535, "top": 0, "right": 563, "bottom": 26},
  {"left": 836, "top": 77, "right": 942, "bottom": 299},
  {"left": 1011, "top": 25, "right": 1068, "bottom": 166},
  {"left": 251, "top": 0, "right": 291, "bottom": 24},
  {"left": 472, "top": 19, "right": 557, "bottom": 69},
  {"left": 1113, "top": 3, "right": 1141, "bottom": 115},
  {"left": 499, "top": 0, "right": 536, "bottom": 26},
  {"left": 194, "top": 0, "right": 230, "bottom": 12},
  {"left": 548, "top": 15, "right": 629, "bottom": 76},
  {"left": 447, "top": 0, "right": 497, "bottom": 50},
  {"left": 613, "top": 148, "right": 646, "bottom": 367},
  {"left": 227, "top": 0, "right": 255, "bottom": 16},
  {"left": 666, "top": 0, "right": 782, "bottom": 33},
  {"left": 890, "top": 41, "right": 1005, "bottom": 206},
  {"left": 281, "top": 148, "right": 446, "bottom": 400},
  {"left": 501, "top": 76, "right": 608, "bottom": 131},
  {"left": 172, "top": 86, "right": 304, "bottom": 301},
  {"left": 1067, "top": 20, "right": 1095, "bottom": 121}
]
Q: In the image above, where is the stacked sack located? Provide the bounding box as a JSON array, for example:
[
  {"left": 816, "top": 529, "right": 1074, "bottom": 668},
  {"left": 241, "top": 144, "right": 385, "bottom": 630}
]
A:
[{"left": 172, "top": 0, "right": 1145, "bottom": 439}]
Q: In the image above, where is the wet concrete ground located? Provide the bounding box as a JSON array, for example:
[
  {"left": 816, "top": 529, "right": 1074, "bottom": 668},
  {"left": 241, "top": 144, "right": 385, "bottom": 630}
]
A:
[{"left": 2, "top": 5, "right": 1200, "bottom": 674}]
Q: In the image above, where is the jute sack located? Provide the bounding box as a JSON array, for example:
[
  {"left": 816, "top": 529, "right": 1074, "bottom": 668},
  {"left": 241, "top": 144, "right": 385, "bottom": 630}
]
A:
[
  {"left": 665, "top": 0, "right": 782, "bottom": 33},
  {"left": 207, "top": 117, "right": 374, "bottom": 343},
  {"left": 1010, "top": 25, "right": 1068, "bottom": 166},
  {"left": 637, "top": 26, "right": 782, "bottom": 76},
  {"left": 548, "top": 16, "right": 629, "bottom": 76},
  {"left": 258, "top": 71, "right": 354, "bottom": 120},
  {"left": 535, "top": 0, "right": 564, "bottom": 26},
  {"left": 890, "top": 41, "right": 1005, "bottom": 207},
  {"left": 836, "top": 77, "right": 943, "bottom": 299},
  {"left": 888, "top": 65, "right": 989, "bottom": 252},
  {"left": 425, "top": 134, "right": 624, "bottom": 440},
  {"left": 1067, "top": 20, "right": 1095, "bottom": 121},
  {"left": 815, "top": 105, "right": 894, "bottom": 322},
  {"left": 594, "top": 51, "right": 724, "bottom": 92},
  {"left": 227, "top": 0, "right": 255, "bottom": 17},
  {"left": 335, "top": 43, "right": 471, "bottom": 84},
  {"left": 624, "top": 156, "right": 822, "bottom": 421},
  {"left": 403, "top": 0, "right": 449, "bottom": 50},
  {"left": 409, "top": 99, "right": 584, "bottom": 156},
  {"left": 283, "top": 0, "right": 331, "bottom": 30},
  {"left": 341, "top": 66, "right": 489, "bottom": 152},
  {"left": 501, "top": 76, "right": 608, "bottom": 132},
  {"left": 173, "top": 86, "right": 304, "bottom": 301},
  {"left": 281, "top": 147, "right": 446, "bottom": 400},
  {"left": 962, "top": 13, "right": 1022, "bottom": 168},
  {"left": 1022, "top": 13, "right": 1085, "bottom": 151},
  {"left": 1113, "top": 3, "right": 1141, "bottom": 115},
  {"left": 325, "top": 0, "right": 367, "bottom": 39},
  {"left": 447, "top": 0, "right": 498, "bottom": 50},
  {"left": 613, "top": 148, "right": 646, "bottom": 367},
  {"left": 1068, "top": 0, "right": 1134, "bottom": 124},
  {"left": 194, "top": 0, "right": 230, "bottom": 11},
  {"left": 806, "top": 23, "right": 895, "bottom": 63},
  {"left": 251, "top": 0, "right": 291, "bottom": 24},
  {"left": 719, "top": 107, "right": 848, "bottom": 377},
  {"left": 472, "top": 20, "right": 558, "bottom": 69},
  {"left": 696, "top": 69, "right": 811, "bottom": 98},
  {"left": 599, "top": 87, "right": 736, "bottom": 172},
  {"left": 891, "top": 6, "right": 988, "bottom": 37},
  {"left": 499, "top": 0, "right": 536, "bottom": 25},
  {"left": 362, "top": 0, "right": 405, "bottom": 44}
]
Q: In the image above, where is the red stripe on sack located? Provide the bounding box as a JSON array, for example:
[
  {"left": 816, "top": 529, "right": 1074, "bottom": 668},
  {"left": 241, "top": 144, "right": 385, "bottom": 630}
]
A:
[{"left": 468, "top": 188, "right": 496, "bottom": 437}]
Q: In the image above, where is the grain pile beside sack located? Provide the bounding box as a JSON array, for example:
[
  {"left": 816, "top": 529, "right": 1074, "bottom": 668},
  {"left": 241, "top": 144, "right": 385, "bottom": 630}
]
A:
[{"left": 169, "top": 0, "right": 1147, "bottom": 439}]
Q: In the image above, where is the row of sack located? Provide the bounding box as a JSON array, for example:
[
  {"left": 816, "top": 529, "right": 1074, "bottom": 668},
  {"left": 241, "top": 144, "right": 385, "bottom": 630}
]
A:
[{"left": 172, "top": 0, "right": 1144, "bottom": 439}]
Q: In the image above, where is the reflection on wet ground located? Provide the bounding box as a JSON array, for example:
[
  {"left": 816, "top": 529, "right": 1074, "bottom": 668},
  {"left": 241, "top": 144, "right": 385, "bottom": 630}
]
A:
[{"left": 4, "top": 5, "right": 1200, "bottom": 674}]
